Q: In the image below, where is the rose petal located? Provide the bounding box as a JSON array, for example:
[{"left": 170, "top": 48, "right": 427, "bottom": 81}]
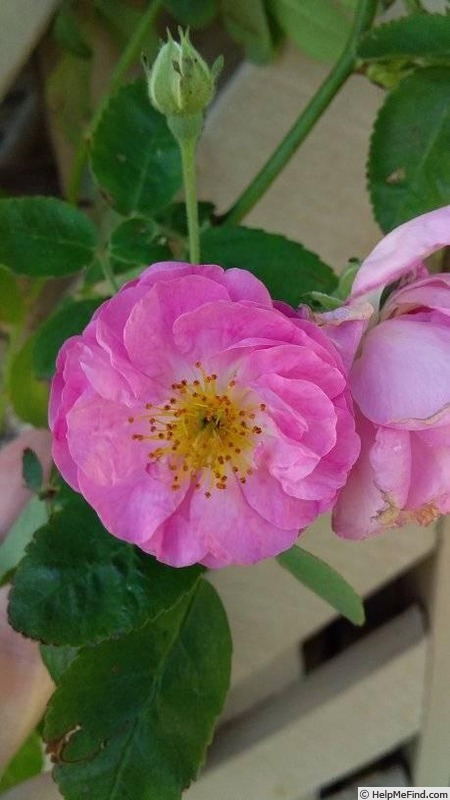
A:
[
  {"left": 124, "top": 276, "right": 229, "bottom": 374},
  {"left": 351, "top": 205, "right": 450, "bottom": 299},
  {"left": 333, "top": 413, "right": 387, "bottom": 539},
  {"left": 315, "top": 302, "right": 373, "bottom": 372},
  {"left": 351, "top": 317, "right": 450, "bottom": 427},
  {"left": 77, "top": 462, "right": 189, "bottom": 547},
  {"left": 406, "top": 429, "right": 450, "bottom": 513},
  {"left": 190, "top": 477, "right": 299, "bottom": 567}
]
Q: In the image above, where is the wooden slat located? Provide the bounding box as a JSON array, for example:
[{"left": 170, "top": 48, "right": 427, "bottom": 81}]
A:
[
  {"left": 198, "top": 45, "right": 382, "bottom": 270},
  {"left": 1, "top": 773, "right": 61, "bottom": 800},
  {"left": 0, "top": 0, "right": 60, "bottom": 99},
  {"left": 328, "top": 765, "right": 408, "bottom": 797},
  {"left": 186, "top": 608, "right": 427, "bottom": 798},
  {"left": 413, "top": 516, "right": 450, "bottom": 784},
  {"left": 210, "top": 515, "right": 435, "bottom": 719}
]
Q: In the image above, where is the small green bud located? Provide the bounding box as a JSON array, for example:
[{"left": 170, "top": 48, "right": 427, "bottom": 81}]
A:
[{"left": 145, "top": 28, "right": 223, "bottom": 118}]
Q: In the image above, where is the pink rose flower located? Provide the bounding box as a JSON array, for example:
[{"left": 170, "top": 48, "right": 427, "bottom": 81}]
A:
[
  {"left": 50, "top": 262, "right": 359, "bottom": 568},
  {"left": 330, "top": 206, "right": 450, "bottom": 539}
]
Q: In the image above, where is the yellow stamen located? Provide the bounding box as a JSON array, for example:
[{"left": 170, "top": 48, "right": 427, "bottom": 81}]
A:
[{"left": 131, "top": 363, "right": 264, "bottom": 497}]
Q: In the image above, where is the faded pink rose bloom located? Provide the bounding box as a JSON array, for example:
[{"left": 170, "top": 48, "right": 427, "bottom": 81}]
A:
[
  {"left": 50, "top": 262, "right": 359, "bottom": 568},
  {"left": 329, "top": 206, "right": 450, "bottom": 538}
]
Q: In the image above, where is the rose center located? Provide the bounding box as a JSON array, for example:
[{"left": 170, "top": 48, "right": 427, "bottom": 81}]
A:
[{"left": 130, "top": 362, "right": 265, "bottom": 497}]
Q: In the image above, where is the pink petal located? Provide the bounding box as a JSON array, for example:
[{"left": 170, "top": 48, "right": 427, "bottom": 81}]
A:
[
  {"left": 66, "top": 394, "right": 144, "bottom": 485},
  {"left": 188, "top": 477, "right": 298, "bottom": 567},
  {"left": 142, "top": 485, "right": 210, "bottom": 567},
  {"left": 351, "top": 317, "right": 450, "bottom": 427},
  {"left": 240, "top": 343, "right": 346, "bottom": 398},
  {"left": 332, "top": 413, "right": 387, "bottom": 539},
  {"left": 383, "top": 273, "right": 450, "bottom": 319},
  {"left": 222, "top": 267, "right": 272, "bottom": 306},
  {"left": 124, "top": 276, "right": 229, "bottom": 374},
  {"left": 352, "top": 205, "right": 450, "bottom": 299},
  {"left": 138, "top": 261, "right": 224, "bottom": 286},
  {"left": 94, "top": 281, "right": 151, "bottom": 359},
  {"left": 263, "top": 425, "right": 322, "bottom": 488},
  {"left": 314, "top": 303, "right": 373, "bottom": 372},
  {"left": 151, "top": 472, "right": 300, "bottom": 568},
  {"left": 257, "top": 376, "right": 337, "bottom": 457},
  {"left": 77, "top": 462, "right": 188, "bottom": 547},
  {"left": 333, "top": 415, "right": 410, "bottom": 539},
  {"left": 173, "top": 301, "right": 299, "bottom": 362},
  {"left": 241, "top": 463, "right": 319, "bottom": 530},
  {"left": 51, "top": 415, "right": 80, "bottom": 491},
  {"left": 406, "top": 429, "right": 450, "bottom": 512},
  {"left": 296, "top": 401, "right": 360, "bottom": 503},
  {"left": 370, "top": 426, "right": 411, "bottom": 505}
]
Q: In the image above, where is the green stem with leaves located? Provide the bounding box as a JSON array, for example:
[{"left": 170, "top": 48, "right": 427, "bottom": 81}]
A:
[
  {"left": 67, "top": 0, "right": 162, "bottom": 205},
  {"left": 221, "top": 0, "right": 378, "bottom": 226}
]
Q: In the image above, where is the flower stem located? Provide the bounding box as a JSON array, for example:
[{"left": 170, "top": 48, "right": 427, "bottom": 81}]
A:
[
  {"left": 180, "top": 136, "right": 200, "bottom": 263},
  {"left": 67, "top": 0, "right": 163, "bottom": 205},
  {"left": 220, "top": 0, "right": 378, "bottom": 226},
  {"left": 168, "top": 114, "right": 204, "bottom": 264}
]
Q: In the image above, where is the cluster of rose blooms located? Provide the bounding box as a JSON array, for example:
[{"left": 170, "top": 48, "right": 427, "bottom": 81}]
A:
[{"left": 50, "top": 207, "right": 450, "bottom": 568}]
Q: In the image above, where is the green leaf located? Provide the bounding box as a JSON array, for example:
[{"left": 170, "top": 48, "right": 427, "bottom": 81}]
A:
[
  {"left": 45, "top": 580, "right": 231, "bottom": 800},
  {"left": 0, "top": 731, "right": 44, "bottom": 793},
  {"left": 33, "top": 298, "right": 102, "bottom": 380},
  {"left": 41, "top": 644, "right": 80, "bottom": 684},
  {"left": 0, "top": 265, "right": 24, "bottom": 324},
  {"left": 268, "top": 0, "right": 354, "bottom": 62},
  {"left": 201, "top": 226, "right": 337, "bottom": 305},
  {"left": 91, "top": 80, "right": 182, "bottom": 216},
  {"left": 163, "top": 0, "right": 218, "bottom": 27},
  {"left": 358, "top": 14, "right": 450, "bottom": 61},
  {"left": 0, "top": 496, "right": 48, "bottom": 587},
  {"left": 22, "top": 448, "right": 44, "bottom": 494},
  {"left": 53, "top": 5, "right": 92, "bottom": 58},
  {"left": 221, "top": 0, "right": 277, "bottom": 64},
  {"left": 8, "top": 337, "right": 49, "bottom": 427},
  {"left": 0, "top": 197, "right": 98, "bottom": 277},
  {"left": 368, "top": 66, "right": 450, "bottom": 232},
  {"left": 277, "top": 545, "right": 365, "bottom": 626},
  {"left": 8, "top": 495, "right": 202, "bottom": 646},
  {"left": 108, "top": 216, "right": 172, "bottom": 275}
]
